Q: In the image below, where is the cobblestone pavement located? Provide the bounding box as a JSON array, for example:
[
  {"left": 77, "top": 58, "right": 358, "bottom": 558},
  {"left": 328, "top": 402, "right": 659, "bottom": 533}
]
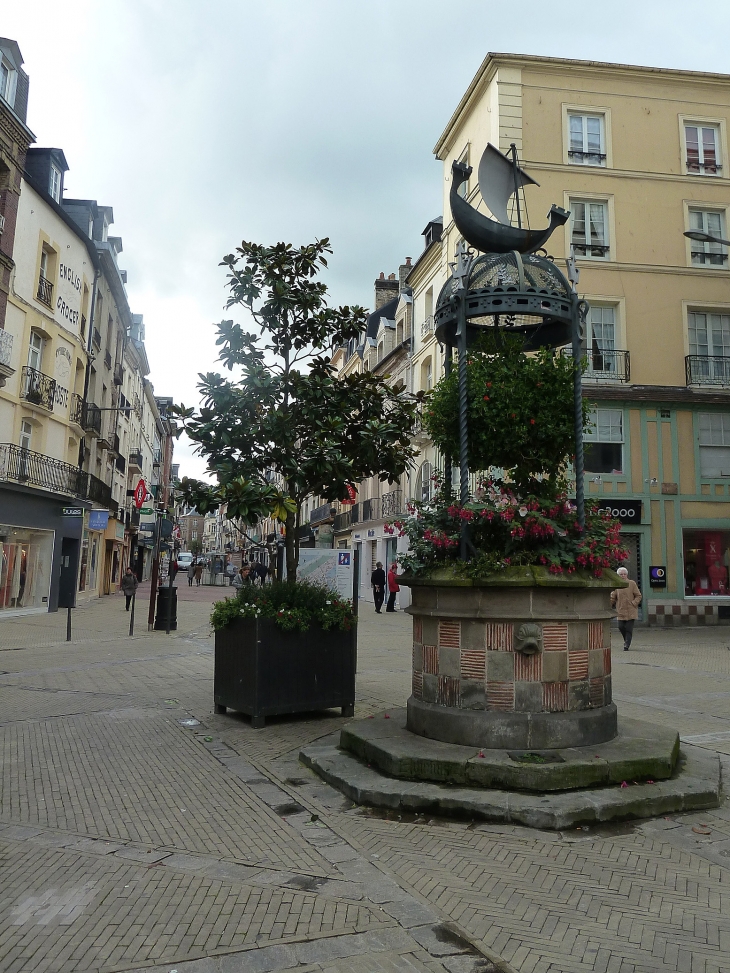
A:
[{"left": 0, "top": 593, "right": 729, "bottom": 973}]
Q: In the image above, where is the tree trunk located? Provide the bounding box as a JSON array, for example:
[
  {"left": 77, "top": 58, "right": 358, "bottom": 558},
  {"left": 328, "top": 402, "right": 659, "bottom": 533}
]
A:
[{"left": 285, "top": 508, "right": 297, "bottom": 582}]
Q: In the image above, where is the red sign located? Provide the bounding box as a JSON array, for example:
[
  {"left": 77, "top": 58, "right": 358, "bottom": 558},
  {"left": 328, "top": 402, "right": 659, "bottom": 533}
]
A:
[
  {"left": 341, "top": 485, "right": 357, "bottom": 505},
  {"left": 133, "top": 479, "right": 146, "bottom": 509}
]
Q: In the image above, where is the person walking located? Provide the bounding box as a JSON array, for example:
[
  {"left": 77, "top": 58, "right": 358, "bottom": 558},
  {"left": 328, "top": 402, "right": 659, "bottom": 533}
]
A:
[
  {"left": 232, "top": 564, "right": 251, "bottom": 591},
  {"left": 121, "top": 567, "right": 138, "bottom": 611},
  {"left": 187, "top": 561, "right": 196, "bottom": 586},
  {"left": 225, "top": 559, "right": 237, "bottom": 586},
  {"left": 371, "top": 561, "right": 385, "bottom": 613},
  {"left": 386, "top": 561, "right": 400, "bottom": 613},
  {"left": 611, "top": 566, "right": 642, "bottom": 651},
  {"left": 194, "top": 561, "right": 203, "bottom": 586}
]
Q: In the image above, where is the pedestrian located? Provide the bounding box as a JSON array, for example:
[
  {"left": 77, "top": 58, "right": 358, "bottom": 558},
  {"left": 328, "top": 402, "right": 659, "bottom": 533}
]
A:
[
  {"left": 254, "top": 560, "right": 268, "bottom": 585},
  {"left": 187, "top": 560, "right": 196, "bottom": 587},
  {"left": 371, "top": 561, "right": 385, "bottom": 613},
  {"left": 194, "top": 561, "right": 203, "bottom": 586},
  {"left": 121, "top": 566, "right": 138, "bottom": 611},
  {"left": 611, "top": 566, "right": 642, "bottom": 651},
  {"left": 226, "top": 559, "right": 237, "bottom": 586},
  {"left": 232, "top": 565, "right": 251, "bottom": 591},
  {"left": 386, "top": 561, "right": 400, "bottom": 613}
]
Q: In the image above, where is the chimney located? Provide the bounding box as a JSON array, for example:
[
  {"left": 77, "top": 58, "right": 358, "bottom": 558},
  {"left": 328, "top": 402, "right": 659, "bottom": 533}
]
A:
[
  {"left": 398, "top": 257, "right": 412, "bottom": 292},
  {"left": 374, "top": 271, "right": 399, "bottom": 310}
]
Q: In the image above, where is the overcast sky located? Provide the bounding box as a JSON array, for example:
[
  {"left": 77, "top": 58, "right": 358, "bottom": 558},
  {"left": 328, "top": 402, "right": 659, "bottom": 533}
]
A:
[{"left": 4, "top": 1, "right": 730, "bottom": 478}]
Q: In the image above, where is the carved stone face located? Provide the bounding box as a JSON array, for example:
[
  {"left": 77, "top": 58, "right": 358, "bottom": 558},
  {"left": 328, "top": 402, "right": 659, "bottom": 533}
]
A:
[{"left": 515, "top": 622, "right": 542, "bottom": 656}]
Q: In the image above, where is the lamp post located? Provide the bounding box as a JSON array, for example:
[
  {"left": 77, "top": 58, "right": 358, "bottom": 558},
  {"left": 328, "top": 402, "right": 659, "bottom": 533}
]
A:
[{"left": 683, "top": 229, "right": 730, "bottom": 247}]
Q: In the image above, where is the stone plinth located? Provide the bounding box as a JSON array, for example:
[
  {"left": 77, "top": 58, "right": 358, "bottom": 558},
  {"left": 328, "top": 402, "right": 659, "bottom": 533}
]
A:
[{"left": 403, "top": 567, "right": 623, "bottom": 750}]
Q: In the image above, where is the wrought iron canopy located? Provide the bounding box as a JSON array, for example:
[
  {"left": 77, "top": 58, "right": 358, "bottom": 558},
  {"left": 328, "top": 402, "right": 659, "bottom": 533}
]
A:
[{"left": 434, "top": 249, "right": 576, "bottom": 351}]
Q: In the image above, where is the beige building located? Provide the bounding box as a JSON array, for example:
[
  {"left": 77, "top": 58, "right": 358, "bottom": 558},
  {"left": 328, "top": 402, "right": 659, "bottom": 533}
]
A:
[{"left": 337, "top": 54, "right": 730, "bottom": 624}]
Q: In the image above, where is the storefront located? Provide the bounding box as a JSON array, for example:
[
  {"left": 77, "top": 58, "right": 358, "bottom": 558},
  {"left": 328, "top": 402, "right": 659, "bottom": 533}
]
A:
[
  {"left": 101, "top": 517, "right": 124, "bottom": 595},
  {"left": 0, "top": 483, "right": 86, "bottom": 614}
]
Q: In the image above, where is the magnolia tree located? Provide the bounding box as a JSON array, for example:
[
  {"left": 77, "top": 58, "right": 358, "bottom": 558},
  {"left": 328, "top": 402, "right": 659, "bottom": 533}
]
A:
[{"left": 173, "top": 238, "right": 418, "bottom": 581}]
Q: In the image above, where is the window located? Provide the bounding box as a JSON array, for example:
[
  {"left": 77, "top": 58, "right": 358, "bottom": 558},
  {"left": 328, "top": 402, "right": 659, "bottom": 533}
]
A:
[
  {"left": 568, "top": 113, "right": 606, "bottom": 165},
  {"left": 0, "top": 56, "right": 15, "bottom": 107},
  {"left": 27, "top": 332, "right": 43, "bottom": 372},
  {"left": 192, "top": 531, "right": 198, "bottom": 541},
  {"left": 683, "top": 529, "right": 730, "bottom": 595},
  {"left": 685, "top": 124, "right": 721, "bottom": 175},
  {"left": 421, "top": 357, "right": 432, "bottom": 391},
  {"left": 457, "top": 149, "right": 469, "bottom": 199},
  {"left": 571, "top": 201, "right": 609, "bottom": 258},
  {"left": 49, "top": 165, "right": 61, "bottom": 203},
  {"left": 688, "top": 311, "right": 730, "bottom": 358},
  {"left": 688, "top": 209, "right": 727, "bottom": 265},
  {"left": 19, "top": 420, "right": 32, "bottom": 451},
  {"left": 586, "top": 306, "right": 616, "bottom": 374},
  {"left": 584, "top": 408, "right": 623, "bottom": 474},
  {"left": 698, "top": 413, "right": 730, "bottom": 477}
]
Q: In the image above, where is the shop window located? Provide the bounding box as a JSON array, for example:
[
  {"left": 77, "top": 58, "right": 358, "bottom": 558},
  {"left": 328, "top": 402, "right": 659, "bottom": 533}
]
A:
[
  {"left": 698, "top": 413, "right": 730, "bottom": 477},
  {"left": 568, "top": 113, "right": 606, "bottom": 166},
  {"left": 584, "top": 408, "right": 623, "bottom": 474},
  {"left": 0, "top": 524, "right": 55, "bottom": 612},
  {"left": 683, "top": 529, "right": 730, "bottom": 596}
]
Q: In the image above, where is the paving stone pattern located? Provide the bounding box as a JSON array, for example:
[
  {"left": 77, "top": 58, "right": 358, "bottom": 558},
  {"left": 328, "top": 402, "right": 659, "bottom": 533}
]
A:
[{"left": 1, "top": 593, "right": 730, "bottom": 972}]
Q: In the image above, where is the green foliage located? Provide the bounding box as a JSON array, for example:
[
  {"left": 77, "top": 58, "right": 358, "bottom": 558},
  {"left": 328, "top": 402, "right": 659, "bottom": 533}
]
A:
[
  {"left": 393, "top": 486, "right": 627, "bottom": 580},
  {"left": 210, "top": 580, "right": 356, "bottom": 633},
  {"left": 171, "top": 238, "right": 418, "bottom": 580},
  {"left": 423, "top": 337, "right": 586, "bottom": 494}
]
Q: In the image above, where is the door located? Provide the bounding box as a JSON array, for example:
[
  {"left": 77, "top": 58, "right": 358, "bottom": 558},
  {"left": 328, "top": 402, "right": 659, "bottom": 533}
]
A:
[
  {"left": 58, "top": 537, "right": 80, "bottom": 609},
  {"left": 621, "top": 532, "right": 643, "bottom": 622}
]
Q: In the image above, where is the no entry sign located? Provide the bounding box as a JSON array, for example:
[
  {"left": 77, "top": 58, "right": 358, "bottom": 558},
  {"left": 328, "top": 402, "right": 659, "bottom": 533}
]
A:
[{"left": 134, "top": 478, "right": 146, "bottom": 509}]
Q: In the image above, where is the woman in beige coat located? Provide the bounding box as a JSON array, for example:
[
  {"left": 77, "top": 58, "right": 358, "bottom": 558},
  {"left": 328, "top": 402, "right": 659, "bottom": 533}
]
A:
[{"left": 610, "top": 566, "right": 642, "bottom": 651}]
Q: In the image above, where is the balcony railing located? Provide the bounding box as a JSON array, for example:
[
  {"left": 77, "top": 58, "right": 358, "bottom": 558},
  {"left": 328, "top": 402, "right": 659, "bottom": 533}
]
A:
[
  {"left": 583, "top": 348, "right": 630, "bottom": 382},
  {"left": 70, "top": 392, "right": 84, "bottom": 426},
  {"left": 0, "top": 443, "right": 86, "bottom": 497},
  {"left": 129, "top": 451, "right": 143, "bottom": 470},
  {"left": 82, "top": 402, "right": 102, "bottom": 436},
  {"left": 568, "top": 150, "right": 606, "bottom": 165},
  {"left": 571, "top": 242, "right": 609, "bottom": 258},
  {"left": 0, "top": 328, "right": 13, "bottom": 368},
  {"left": 686, "top": 156, "right": 721, "bottom": 175},
  {"left": 686, "top": 355, "right": 730, "bottom": 387},
  {"left": 104, "top": 349, "right": 112, "bottom": 369},
  {"left": 92, "top": 328, "right": 102, "bottom": 349},
  {"left": 21, "top": 366, "right": 56, "bottom": 410},
  {"left": 381, "top": 489, "right": 404, "bottom": 518},
  {"left": 421, "top": 315, "right": 434, "bottom": 338},
  {"left": 36, "top": 275, "right": 53, "bottom": 307},
  {"left": 87, "top": 472, "right": 113, "bottom": 508},
  {"left": 113, "top": 362, "right": 123, "bottom": 386}
]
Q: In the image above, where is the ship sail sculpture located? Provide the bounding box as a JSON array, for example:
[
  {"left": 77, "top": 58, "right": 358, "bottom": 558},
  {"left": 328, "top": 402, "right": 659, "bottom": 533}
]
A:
[{"left": 450, "top": 142, "right": 569, "bottom": 254}]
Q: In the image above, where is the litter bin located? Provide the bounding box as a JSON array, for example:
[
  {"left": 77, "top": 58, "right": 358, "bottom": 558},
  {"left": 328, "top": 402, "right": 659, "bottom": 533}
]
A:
[{"left": 154, "top": 585, "right": 178, "bottom": 631}]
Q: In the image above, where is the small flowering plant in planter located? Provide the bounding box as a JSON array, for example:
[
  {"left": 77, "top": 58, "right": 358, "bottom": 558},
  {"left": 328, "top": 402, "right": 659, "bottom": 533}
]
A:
[
  {"left": 390, "top": 484, "right": 628, "bottom": 580},
  {"left": 211, "top": 580, "right": 355, "bottom": 634}
]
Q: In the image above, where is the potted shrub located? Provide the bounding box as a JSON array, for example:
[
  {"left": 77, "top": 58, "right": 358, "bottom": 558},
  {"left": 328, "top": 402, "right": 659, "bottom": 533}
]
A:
[{"left": 212, "top": 581, "right": 356, "bottom": 727}]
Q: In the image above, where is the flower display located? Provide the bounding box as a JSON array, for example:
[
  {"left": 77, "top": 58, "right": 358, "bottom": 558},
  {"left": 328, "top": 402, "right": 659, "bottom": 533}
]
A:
[{"left": 211, "top": 580, "right": 355, "bottom": 633}]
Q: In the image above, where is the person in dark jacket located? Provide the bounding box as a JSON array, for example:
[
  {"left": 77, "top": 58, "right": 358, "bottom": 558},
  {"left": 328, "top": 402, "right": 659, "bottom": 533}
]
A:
[
  {"left": 121, "top": 567, "right": 138, "bottom": 611},
  {"left": 371, "top": 561, "right": 385, "bottom": 613},
  {"left": 386, "top": 562, "right": 400, "bottom": 612}
]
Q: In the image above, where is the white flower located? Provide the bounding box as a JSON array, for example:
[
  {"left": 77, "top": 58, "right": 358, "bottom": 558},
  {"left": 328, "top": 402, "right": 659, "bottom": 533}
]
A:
[
  {"left": 519, "top": 506, "right": 528, "bottom": 518},
  {"left": 326, "top": 600, "right": 332, "bottom": 605}
]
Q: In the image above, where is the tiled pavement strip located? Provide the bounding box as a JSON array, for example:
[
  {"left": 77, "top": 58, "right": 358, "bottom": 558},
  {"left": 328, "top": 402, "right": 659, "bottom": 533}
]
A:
[{"left": 0, "top": 586, "right": 728, "bottom": 973}]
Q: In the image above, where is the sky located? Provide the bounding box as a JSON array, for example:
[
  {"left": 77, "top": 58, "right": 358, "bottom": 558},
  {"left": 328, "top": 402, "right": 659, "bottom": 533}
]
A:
[{"left": 4, "top": 0, "right": 730, "bottom": 479}]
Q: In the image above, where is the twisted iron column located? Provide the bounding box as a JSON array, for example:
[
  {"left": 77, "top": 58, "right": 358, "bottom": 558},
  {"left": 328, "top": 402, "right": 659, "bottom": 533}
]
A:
[
  {"left": 457, "top": 290, "right": 470, "bottom": 560},
  {"left": 572, "top": 298, "right": 588, "bottom": 530},
  {"left": 443, "top": 345, "right": 453, "bottom": 495}
]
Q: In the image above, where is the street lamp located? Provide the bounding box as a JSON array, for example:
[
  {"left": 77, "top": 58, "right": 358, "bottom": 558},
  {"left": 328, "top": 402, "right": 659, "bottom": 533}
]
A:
[{"left": 683, "top": 229, "right": 730, "bottom": 246}]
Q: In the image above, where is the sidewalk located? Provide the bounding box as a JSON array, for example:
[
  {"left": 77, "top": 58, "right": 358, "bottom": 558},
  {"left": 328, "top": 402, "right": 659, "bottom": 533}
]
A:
[{"left": 0, "top": 596, "right": 729, "bottom": 973}]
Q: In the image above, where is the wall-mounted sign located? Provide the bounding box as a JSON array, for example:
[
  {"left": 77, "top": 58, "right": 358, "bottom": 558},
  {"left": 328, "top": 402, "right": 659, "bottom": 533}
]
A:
[
  {"left": 62, "top": 506, "right": 83, "bottom": 517},
  {"left": 134, "top": 479, "right": 146, "bottom": 509},
  {"left": 88, "top": 510, "right": 109, "bottom": 532},
  {"left": 367, "top": 529, "right": 376, "bottom": 537},
  {"left": 649, "top": 565, "right": 667, "bottom": 588},
  {"left": 340, "top": 485, "right": 357, "bottom": 505},
  {"left": 595, "top": 500, "right": 642, "bottom": 525}
]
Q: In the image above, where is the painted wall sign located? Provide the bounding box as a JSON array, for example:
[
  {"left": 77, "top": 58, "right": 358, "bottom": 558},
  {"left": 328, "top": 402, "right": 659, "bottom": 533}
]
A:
[{"left": 595, "top": 500, "right": 642, "bottom": 525}]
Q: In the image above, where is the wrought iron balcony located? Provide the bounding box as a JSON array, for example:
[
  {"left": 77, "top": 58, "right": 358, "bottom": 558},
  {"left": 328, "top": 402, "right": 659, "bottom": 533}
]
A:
[
  {"left": 128, "top": 451, "right": 143, "bottom": 471},
  {"left": 36, "top": 274, "right": 53, "bottom": 307},
  {"left": 381, "top": 489, "right": 404, "bottom": 518},
  {"left": 583, "top": 348, "right": 630, "bottom": 382},
  {"left": 362, "top": 497, "right": 380, "bottom": 522},
  {"left": 82, "top": 402, "right": 102, "bottom": 436},
  {"left": 70, "top": 392, "right": 84, "bottom": 426},
  {"left": 421, "top": 315, "right": 434, "bottom": 338},
  {"left": 0, "top": 328, "right": 13, "bottom": 368},
  {"left": 686, "top": 355, "right": 730, "bottom": 387},
  {"left": 87, "top": 472, "right": 113, "bottom": 509},
  {"left": 113, "top": 362, "right": 123, "bottom": 386},
  {"left": 21, "top": 366, "right": 56, "bottom": 410},
  {"left": 334, "top": 511, "right": 351, "bottom": 532},
  {"left": 568, "top": 150, "right": 606, "bottom": 165},
  {"left": 686, "top": 156, "right": 721, "bottom": 175},
  {"left": 0, "top": 443, "right": 86, "bottom": 497},
  {"left": 571, "top": 242, "right": 609, "bottom": 258}
]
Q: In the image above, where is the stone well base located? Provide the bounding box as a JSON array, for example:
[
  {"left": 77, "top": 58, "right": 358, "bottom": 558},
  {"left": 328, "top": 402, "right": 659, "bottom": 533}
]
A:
[
  {"left": 300, "top": 713, "right": 720, "bottom": 829},
  {"left": 341, "top": 709, "right": 675, "bottom": 792},
  {"left": 407, "top": 697, "right": 618, "bottom": 749}
]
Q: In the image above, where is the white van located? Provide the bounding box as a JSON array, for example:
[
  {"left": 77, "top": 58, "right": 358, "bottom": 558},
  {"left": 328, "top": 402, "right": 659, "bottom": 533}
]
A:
[{"left": 177, "top": 552, "right": 194, "bottom": 569}]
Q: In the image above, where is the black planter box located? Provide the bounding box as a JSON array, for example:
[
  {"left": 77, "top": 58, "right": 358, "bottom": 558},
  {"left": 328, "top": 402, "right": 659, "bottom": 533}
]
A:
[{"left": 214, "top": 616, "right": 357, "bottom": 727}]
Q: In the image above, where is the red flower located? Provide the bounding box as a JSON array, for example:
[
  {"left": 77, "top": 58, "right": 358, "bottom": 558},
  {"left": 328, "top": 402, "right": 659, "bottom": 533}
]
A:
[
  {"left": 483, "top": 396, "right": 490, "bottom": 401},
  {"left": 530, "top": 419, "right": 536, "bottom": 425}
]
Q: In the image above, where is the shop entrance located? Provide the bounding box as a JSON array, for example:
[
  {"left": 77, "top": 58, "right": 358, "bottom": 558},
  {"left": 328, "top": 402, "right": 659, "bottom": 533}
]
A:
[
  {"left": 621, "top": 533, "right": 643, "bottom": 622},
  {"left": 59, "top": 537, "right": 80, "bottom": 609}
]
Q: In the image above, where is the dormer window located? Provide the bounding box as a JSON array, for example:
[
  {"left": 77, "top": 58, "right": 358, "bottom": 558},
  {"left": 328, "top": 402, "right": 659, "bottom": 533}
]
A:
[
  {"left": 0, "top": 56, "right": 16, "bottom": 107},
  {"left": 49, "top": 164, "right": 62, "bottom": 203}
]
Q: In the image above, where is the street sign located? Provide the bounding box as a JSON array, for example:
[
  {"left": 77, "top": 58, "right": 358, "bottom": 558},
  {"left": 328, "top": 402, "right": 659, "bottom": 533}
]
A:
[
  {"left": 140, "top": 506, "right": 154, "bottom": 516},
  {"left": 61, "top": 506, "right": 83, "bottom": 517},
  {"left": 133, "top": 479, "right": 146, "bottom": 509}
]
